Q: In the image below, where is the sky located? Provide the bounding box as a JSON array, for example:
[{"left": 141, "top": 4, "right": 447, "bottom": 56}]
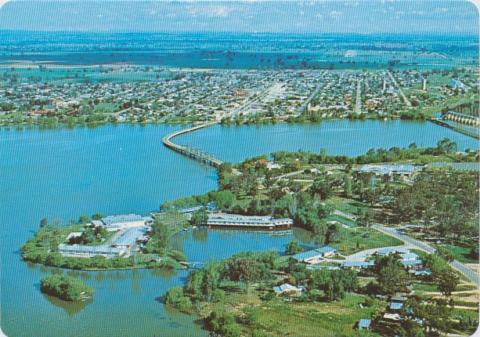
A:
[{"left": 0, "top": 0, "right": 478, "bottom": 34}]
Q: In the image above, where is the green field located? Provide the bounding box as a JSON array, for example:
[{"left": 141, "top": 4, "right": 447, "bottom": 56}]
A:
[
  {"left": 435, "top": 243, "right": 478, "bottom": 264},
  {"left": 244, "top": 293, "right": 383, "bottom": 337},
  {"left": 331, "top": 227, "right": 403, "bottom": 255}
]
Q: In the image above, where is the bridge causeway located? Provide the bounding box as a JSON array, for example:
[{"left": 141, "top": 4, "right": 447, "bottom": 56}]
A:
[{"left": 162, "top": 122, "right": 224, "bottom": 168}]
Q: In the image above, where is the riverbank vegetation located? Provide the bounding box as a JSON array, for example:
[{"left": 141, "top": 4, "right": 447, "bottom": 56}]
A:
[
  {"left": 163, "top": 250, "right": 477, "bottom": 337},
  {"left": 40, "top": 274, "right": 93, "bottom": 302}
]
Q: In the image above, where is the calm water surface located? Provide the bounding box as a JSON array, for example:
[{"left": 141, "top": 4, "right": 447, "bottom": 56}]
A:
[{"left": 1, "top": 121, "right": 477, "bottom": 337}]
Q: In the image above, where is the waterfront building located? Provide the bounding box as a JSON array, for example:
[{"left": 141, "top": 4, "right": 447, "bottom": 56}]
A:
[
  {"left": 111, "top": 227, "right": 150, "bottom": 249},
  {"left": 58, "top": 244, "right": 129, "bottom": 259},
  {"left": 91, "top": 214, "right": 153, "bottom": 231},
  {"left": 206, "top": 213, "right": 293, "bottom": 229}
]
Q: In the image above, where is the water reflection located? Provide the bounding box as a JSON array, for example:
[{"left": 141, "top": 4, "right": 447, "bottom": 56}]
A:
[
  {"left": 42, "top": 293, "right": 93, "bottom": 316},
  {"left": 192, "top": 228, "right": 208, "bottom": 242}
]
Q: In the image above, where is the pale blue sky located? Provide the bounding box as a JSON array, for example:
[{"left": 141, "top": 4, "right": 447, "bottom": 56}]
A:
[{"left": 0, "top": 0, "right": 478, "bottom": 34}]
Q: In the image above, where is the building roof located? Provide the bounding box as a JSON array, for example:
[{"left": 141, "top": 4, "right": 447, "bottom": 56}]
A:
[
  {"left": 391, "top": 295, "right": 407, "bottom": 302},
  {"left": 58, "top": 243, "right": 125, "bottom": 255},
  {"left": 316, "top": 245, "right": 336, "bottom": 254},
  {"left": 102, "top": 214, "right": 146, "bottom": 226},
  {"left": 383, "top": 313, "right": 402, "bottom": 321},
  {"left": 358, "top": 319, "right": 371, "bottom": 329},
  {"left": 401, "top": 259, "right": 423, "bottom": 267},
  {"left": 293, "top": 249, "right": 322, "bottom": 261},
  {"left": 306, "top": 265, "right": 341, "bottom": 271},
  {"left": 91, "top": 220, "right": 103, "bottom": 227},
  {"left": 411, "top": 268, "right": 432, "bottom": 276},
  {"left": 207, "top": 212, "right": 292, "bottom": 225},
  {"left": 113, "top": 227, "right": 148, "bottom": 247},
  {"left": 273, "top": 283, "right": 302, "bottom": 294},
  {"left": 359, "top": 164, "right": 419, "bottom": 175},
  {"left": 400, "top": 252, "right": 419, "bottom": 261},
  {"left": 342, "top": 260, "right": 374, "bottom": 268},
  {"left": 293, "top": 246, "right": 337, "bottom": 261},
  {"left": 390, "top": 302, "right": 403, "bottom": 310}
]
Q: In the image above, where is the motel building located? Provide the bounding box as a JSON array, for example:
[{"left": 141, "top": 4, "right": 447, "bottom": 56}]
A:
[
  {"left": 206, "top": 213, "right": 293, "bottom": 230},
  {"left": 292, "top": 246, "right": 337, "bottom": 264}
]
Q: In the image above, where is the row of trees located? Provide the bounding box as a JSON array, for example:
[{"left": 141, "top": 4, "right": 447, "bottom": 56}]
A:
[{"left": 271, "top": 138, "right": 475, "bottom": 167}]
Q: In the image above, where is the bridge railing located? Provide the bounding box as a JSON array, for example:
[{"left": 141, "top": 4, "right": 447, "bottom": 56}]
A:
[{"left": 162, "top": 122, "right": 224, "bottom": 168}]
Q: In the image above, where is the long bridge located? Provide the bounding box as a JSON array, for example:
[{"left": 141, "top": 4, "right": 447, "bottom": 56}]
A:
[{"left": 162, "top": 122, "right": 224, "bottom": 168}]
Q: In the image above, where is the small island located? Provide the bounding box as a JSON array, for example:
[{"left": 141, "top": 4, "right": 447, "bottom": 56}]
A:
[{"left": 40, "top": 274, "right": 93, "bottom": 302}]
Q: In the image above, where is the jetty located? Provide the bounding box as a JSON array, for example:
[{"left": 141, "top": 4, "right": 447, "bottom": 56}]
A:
[{"left": 162, "top": 122, "right": 224, "bottom": 168}]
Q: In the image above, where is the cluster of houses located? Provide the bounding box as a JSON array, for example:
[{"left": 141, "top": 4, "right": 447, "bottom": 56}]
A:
[
  {"left": 58, "top": 214, "right": 153, "bottom": 259},
  {"left": 273, "top": 245, "right": 432, "bottom": 332}
]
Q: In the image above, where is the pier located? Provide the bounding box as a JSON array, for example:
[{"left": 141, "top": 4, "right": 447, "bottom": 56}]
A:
[{"left": 162, "top": 122, "right": 224, "bottom": 168}]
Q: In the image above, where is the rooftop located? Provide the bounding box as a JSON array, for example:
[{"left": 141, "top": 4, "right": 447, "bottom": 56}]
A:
[
  {"left": 358, "top": 319, "right": 371, "bottom": 329},
  {"left": 101, "top": 214, "right": 149, "bottom": 226},
  {"left": 113, "top": 227, "right": 149, "bottom": 247}
]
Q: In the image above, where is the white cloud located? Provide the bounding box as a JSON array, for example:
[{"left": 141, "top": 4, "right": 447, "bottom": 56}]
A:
[{"left": 187, "top": 5, "right": 232, "bottom": 18}]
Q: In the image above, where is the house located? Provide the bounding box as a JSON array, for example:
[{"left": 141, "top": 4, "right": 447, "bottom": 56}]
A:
[
  {"left": 65, "top": 232, "right": 83, "bottom": 243},
  {"left": 410, "top": 268, "right": 432, "bottom": 277},
  {"left": 383, "top": 313, "right": 402, "bottom": 322},
  {"left": 390, "top": 302, "right": 403, "bottom": 311},
  {"left": 316, "top": 245, "right": 336, "bottom": 257},
  {"left": 293, "top": 246, "right": 337, "bottom": 264},
  {"left": 341, "top": 260, "right": 375, "bottom": 270},
  {"left": 273, "top": 283, "right": 303, "bottom": 296},
  {"left": 448, "top": 79, "right": 466, "bottom": 90},
  {"left": 358, "top": 318, "right": 371, "bottom": 330}
]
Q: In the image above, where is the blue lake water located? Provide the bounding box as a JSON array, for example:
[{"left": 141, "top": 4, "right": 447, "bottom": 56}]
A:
[{"left": 0, "top": 121, "right": 477, "bottom": 337}]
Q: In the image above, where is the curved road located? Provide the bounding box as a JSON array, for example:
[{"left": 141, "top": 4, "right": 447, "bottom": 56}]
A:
[{"left": 373, "top": 224, "right": 480, "bottom": 285}]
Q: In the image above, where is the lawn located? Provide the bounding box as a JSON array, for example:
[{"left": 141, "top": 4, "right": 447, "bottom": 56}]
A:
[
  {"left": 412, "top": 282, "right": 438, "bottom": 293},
  {"left": 244, "top": 293, "right": 383, "bottom": 337},
  {"left": 435, "top": 243, "right": 478, "bottom": 264},
  {"left": 325, "top": 196, "right": 367, "bottom": 216},
  {"left": 331, "top": 228, "right": 403, "bottom": 255},
  {"left": 325, "top": 214, "right": 357, "bottom": 228}
]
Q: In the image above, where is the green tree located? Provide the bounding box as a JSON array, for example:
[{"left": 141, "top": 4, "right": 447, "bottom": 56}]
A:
[
  {"left": 40, "top": 274, "right": 93, "bottom": 301},
  {"left": 375, "top": 255, "right": 409, "bottom": 295},
  {"left": 164, "top": 287, "right": 192, "bottom": 312},
  {"left": 286, "top": 240, "right": 303, "bottom": 255},
  {"left": 436, "top": 269, "right": 459, "bottom": 296},
  {"left": 190, "top": 209, "right": 208, "bottom": 226}
]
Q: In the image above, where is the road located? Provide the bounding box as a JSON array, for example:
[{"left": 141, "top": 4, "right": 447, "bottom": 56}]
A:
[
  {"left": 354, "top": 79, "right": 362, "bottom": 114},
  {"left": 386, "top": 71, "right": 412, "bottom": 107},
  {"left": 296, "top": 82, "right": 324, "bottom": 116},
  {"left": 373, "top": 224, "right": 480, "bottom": 285},
  {"left": 342, "top": 244, "right": 412, "bottom": 262}
]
